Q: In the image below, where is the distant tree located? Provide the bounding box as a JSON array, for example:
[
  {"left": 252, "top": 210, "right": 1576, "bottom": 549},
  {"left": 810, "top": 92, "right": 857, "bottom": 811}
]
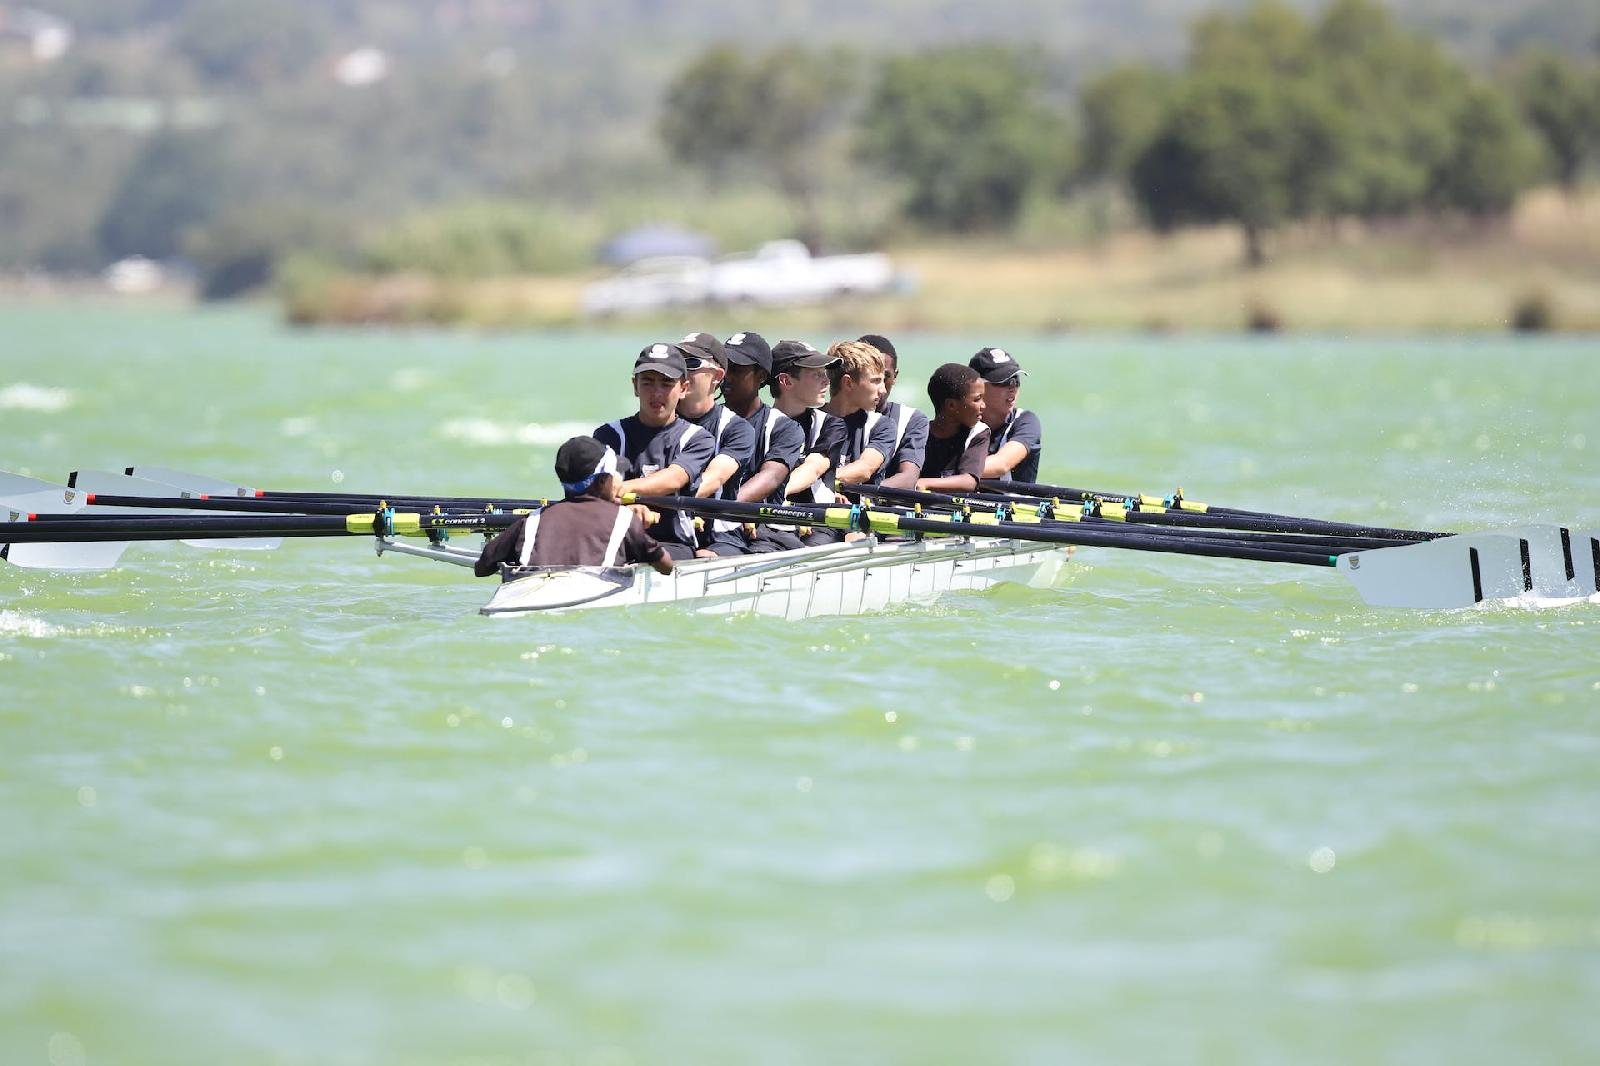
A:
[
  {"left": 95, "top": 132, "right": 233, "bottom": 262},
  {"left": 1511, "top": 47, "right": 1600, "bottom": 192},
  {"left": 1130, "top": 70, "right": 1347, "bottom": 266},
  {"left": 1077, "top": 64, "right": 1176, "bottom": 182},
  {"left": 659, "top": 44, "right": 761, "bottom": 187},
  {"left": 857, "top": 46, "right": 1071, "bottom": 231},
  {"left": 659, "top": 44, "right": 858, "bottom": 243},
  {"left": 1429, "top": 81, "right": 1542, "bottom": 217}
]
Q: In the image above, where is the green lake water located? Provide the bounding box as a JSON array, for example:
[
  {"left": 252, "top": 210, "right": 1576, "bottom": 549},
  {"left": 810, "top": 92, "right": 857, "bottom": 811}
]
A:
[{"left": 2, "top": 304, "right": 1598, "bottom": 1065}]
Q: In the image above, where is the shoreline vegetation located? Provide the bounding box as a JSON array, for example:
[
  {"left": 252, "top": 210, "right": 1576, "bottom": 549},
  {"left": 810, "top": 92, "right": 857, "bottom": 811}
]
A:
[{"left": 273, "top": 188, "right": 1600, "bottom": 333}]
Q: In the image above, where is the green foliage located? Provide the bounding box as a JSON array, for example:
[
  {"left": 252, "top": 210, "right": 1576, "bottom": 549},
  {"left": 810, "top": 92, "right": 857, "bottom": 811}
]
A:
[
  {"left": 658, "top": 44, "right": 860, "bottom": 241},
  {"left": 95, "top": 132, "right": 233, "bottom": 261},
  {"left": 1128, "top": 0, "right": 1547, "bottom": 263},
  {"left": 1511, "top": 47, "right": 1600, "bottom": 189},
  {"left": 170, "top": 1, "right": 330, "bottom": 88},
  {"left": 1429, "top": 81, "right": 1542, "bottom": 216},
  {"left": 363, "top": 201, "right": 601, "bottom": 277},
  {"left": 185, "top": 206, "right": 358, "bottom": 300},
  {"left": 857, "top": 46, "right": 1072, "bottom": 232},
  {"left": 1077, "top": 64, "right": 1176, "bottom": 182}
]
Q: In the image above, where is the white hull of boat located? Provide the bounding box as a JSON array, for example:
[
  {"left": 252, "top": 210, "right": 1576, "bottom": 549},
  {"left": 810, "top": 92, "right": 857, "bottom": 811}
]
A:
[{"left": 480, "top": 537, "right": 1070, "bottom": 620}]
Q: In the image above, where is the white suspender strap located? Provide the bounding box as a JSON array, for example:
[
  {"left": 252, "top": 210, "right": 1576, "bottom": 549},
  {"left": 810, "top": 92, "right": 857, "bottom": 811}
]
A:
[
  {"left": 603, "top": 507, "right": 633, "bottom": 567},
  {"left": 516, "top": 511, "right": 544, "bottom": 567},
  {"left": 890, "top": 403, "right": 909, "bottom": 452}
]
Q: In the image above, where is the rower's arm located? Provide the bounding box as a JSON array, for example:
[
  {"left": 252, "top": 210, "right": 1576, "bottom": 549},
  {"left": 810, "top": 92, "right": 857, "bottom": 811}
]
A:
[
  {"left": 982, "top": 441, "right": 1029, "bottom": 478},
  {"left": 737, "top": 459, "right": 790, "bottom": 503},
  {"left": 835, "top": 448, "right": 885, "bottom": 486},
  {"left": 622, "top": 465, "right": 691, "bottom": 497},
  {"left": 880, "top": 461, "right": 922, "bottom": 490},
  {"left": 695, "top": 455, "right": 742, "bottom": 498},
  {"left": 916, "top": 472, "right": 979, "bottom": 493},
  {"left": 785, "top": 453, "right": 832, "bottom": 497}
]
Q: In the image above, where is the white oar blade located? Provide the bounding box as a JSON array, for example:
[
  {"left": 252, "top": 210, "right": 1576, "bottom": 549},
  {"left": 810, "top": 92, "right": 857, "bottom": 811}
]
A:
[
  {"left": 1576, "top": 530, "right": 1600, "bottom": 599},
  {"left": 1337, "top": 534, "right": 1527, "bottom": 609},
  {"left": 123, "top": 465, "right": 258, "bottom": 498},
  {"left": 81, "top": 468, "right": 283, "bottom": 551},
  {"left": 2, "top": 473, "right": 129, "bottom": 571},
  {"left": 1481, "top": 524, "right": 1596, "bottom": 600}
]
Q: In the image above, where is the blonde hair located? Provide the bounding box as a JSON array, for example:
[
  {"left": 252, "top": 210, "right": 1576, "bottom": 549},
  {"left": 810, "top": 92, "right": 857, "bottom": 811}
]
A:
[{"left": 826, "top": 340, "right": 885, "bottom": 389}]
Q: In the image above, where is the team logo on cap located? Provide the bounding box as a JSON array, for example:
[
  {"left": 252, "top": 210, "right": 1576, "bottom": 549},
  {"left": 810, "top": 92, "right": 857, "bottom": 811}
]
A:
[
  {"left": 989, "top": 349, "right": 1011, "bottom": 363},
  {"left": 729, "top": 333, "right": 746, "bottom": 344},
  {"left": 681, "top": 332, "right": 699, "bottom": 343},
  {"left": 647, "top": 344, "right": 670, "bottom": 358}
]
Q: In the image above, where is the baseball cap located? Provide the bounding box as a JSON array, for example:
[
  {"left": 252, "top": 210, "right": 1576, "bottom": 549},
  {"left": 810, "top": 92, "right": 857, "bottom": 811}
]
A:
[
  {"left": 633, "top": 342, "right": 689, "bottom": 379},
  {"left": 554, "top": 435, "right": 622, "bottom": 493},
  {"left": 969, "top": 346, "right": 1027, "bottom": 384},
  {"left": 771, "top": 339, "right": 838, "bottom": 372},
  {"left": 723, "top": 331, "right": 772, "bottom": 373},
  {"left": 678, "top": 331, "right": 728, "bottom": 371}
]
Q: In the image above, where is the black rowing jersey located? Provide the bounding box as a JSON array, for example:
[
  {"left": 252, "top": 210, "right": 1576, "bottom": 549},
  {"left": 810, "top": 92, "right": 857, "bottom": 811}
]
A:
[
  {"left": 986, "top": 408, "right": 1042, "bottom": 484},
  {"left": 880, "top": 400, "right": 929, "bottom": 480},
  {"left": 742, "top": 403, "right": 805, "bottom": 506},
  {"left": 788, "top": 407, "right": 846, "bottom": 504},
  {"left": 682, "top": 402, "right": 757, "bottom": 499},
  {"left": 839, "top": 408, "right": 899, "bottom": 482},
  {"left": 593, "top": 415, "right": 714, "bottom": 549},
  {"left": 921, "top": 423, "right": 990, "bottom": 482}
]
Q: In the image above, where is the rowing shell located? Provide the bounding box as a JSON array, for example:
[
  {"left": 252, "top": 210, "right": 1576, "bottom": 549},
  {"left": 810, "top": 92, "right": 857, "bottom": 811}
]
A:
[{"left": 479, "top": 536, "right": 1071, "bottom": 619}]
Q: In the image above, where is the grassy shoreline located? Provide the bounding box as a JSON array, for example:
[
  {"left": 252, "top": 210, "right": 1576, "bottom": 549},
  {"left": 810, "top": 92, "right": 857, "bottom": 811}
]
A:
[{"left": 251, "top": 188, "right": 1600, "bottom": 334}]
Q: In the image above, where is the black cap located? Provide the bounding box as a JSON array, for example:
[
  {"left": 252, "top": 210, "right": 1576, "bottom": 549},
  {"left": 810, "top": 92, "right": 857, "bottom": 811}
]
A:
[
  {"left": 723, "top": 331, "right": 772, "bottom": 373},
  {"left": 677, "top": 331, "right": 728, "bottom": 370},
  {"left": 633, "top": 342, "right": 689, "bottom": 379},
  {"left": 554, "top": 435, "right": 621, "bottom": 488},
  {"left": 771, "top": 339, "right": 838, "bottom": 372},
  {"left": 969, "top": 346, "right": 1027, "bottom": 384}
]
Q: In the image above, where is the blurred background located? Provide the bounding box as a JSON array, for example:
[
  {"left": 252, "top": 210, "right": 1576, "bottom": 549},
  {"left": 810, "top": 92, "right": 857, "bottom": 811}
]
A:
[{"left": 1, "top": 0, "right": 1597, "bottom": 331}]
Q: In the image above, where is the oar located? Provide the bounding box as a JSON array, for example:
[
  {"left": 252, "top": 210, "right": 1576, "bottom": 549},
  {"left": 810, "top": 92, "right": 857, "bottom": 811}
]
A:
[
  {"left": 117, "top": 465, "right": 553, "bottom": 514},
  {"left": 79, "top": 493, "right": 542, "bottom": 518},
  {"left": 982, "top": 477, "right": 1440, "bottom": 541},
  {"left": 844, "top": 483, "right": 1412, "bottom": 551},
  {"left": 2, "top": 470, "right": 136, "bottom": 570},
  {"left": 0, "top": 510, "right": 520, "bottom": 544},
  {"left": 630, "top": 494, "right": 1342, "bottom": 567},
  {"left": 631, "top": 494, "right": 1594, "bottom": 608}
]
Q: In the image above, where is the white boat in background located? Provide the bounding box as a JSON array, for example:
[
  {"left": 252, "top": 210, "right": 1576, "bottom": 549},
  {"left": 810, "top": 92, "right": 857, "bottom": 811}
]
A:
[{"left": 477, "top": 536, "right": 1070, "bottom": 619}]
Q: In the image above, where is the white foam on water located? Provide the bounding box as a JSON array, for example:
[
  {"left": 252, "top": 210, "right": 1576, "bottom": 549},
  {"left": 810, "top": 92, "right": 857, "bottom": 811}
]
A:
[
  {"left": 0, "top": 610, "right": 64, "bottom": 638},
  {"left": 437, "top": 419, "right": 593, "bottom": 448},
  {"left": 279, "top": 416, "right": 317, "bottom": 438},
  {"left": 0, "top": 384, "right": 75, "bottom": 412}
]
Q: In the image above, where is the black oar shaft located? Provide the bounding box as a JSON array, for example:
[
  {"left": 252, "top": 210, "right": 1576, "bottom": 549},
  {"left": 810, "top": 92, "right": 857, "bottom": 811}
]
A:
[{"left": 632, "top": 495, "right": 1337, "bottom": 568}]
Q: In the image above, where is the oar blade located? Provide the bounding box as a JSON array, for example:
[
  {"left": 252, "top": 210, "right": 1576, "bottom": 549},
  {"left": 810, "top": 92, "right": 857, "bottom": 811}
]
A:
[
  {"left": 1336, "top": 534, "right": 1527, "bottom": 609},
  {"left": 2, "top": 475, "right": 129, "bottom": 571},
  {"left": 81, "top": 468, "right": 283, "bottom": 551}
]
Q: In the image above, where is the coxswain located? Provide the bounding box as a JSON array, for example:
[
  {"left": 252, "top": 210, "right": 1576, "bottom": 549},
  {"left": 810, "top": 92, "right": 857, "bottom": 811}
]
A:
[
  {"left": 859, "top": 333, "right": 928, "bottom": 490},
  {"left": 474, "top": 435, "right": 672, "bottom": 577},
  {"left": 916, "top": 363, "right": 989, "bottom": 494},
  {"left": 704, "top": 331, "right": 807, "bottom": 555},
  {"left": 770, "top": 340, "right": 845, "bottom": 506},
  {"left": 969, "top": 346, "right": 1042, "bottom": 484},
  {"left": 592, "top": 342, "right": 716, "bottom": 560}
]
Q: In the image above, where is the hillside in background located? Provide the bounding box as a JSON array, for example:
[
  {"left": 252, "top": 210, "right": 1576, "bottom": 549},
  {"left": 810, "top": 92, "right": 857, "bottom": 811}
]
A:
[{"left": 2, "top": 0, "right": 1595, "bottom": 278}]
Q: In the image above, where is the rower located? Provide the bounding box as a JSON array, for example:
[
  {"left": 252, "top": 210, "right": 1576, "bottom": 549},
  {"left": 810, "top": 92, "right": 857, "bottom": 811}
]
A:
[
  {"left": 770, "top": 340, "right": 845, "bottom": 507},
  {"left": 592, "top": 342, "right": 716, "bottom": 560},
  {"left": 674, "top": 331, "right": 757, "bottom": 557},
  {"left": 859, "top": 333, "right": 928, "bottom": 490},
  {"left": 969, "top": 346, "right": 1042, "bottom": 484},
  {"left": 474, "top": 435, "right": 672, "bottom": 577},
  {"left": 822, "top": 340, "right": 896, "bottom": 489},
  {"left": 916, "top": 363, "right": 990, "bottom": 494},
  {"left": 703, "top": 331, "right": 807, "bottom": 555}
]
